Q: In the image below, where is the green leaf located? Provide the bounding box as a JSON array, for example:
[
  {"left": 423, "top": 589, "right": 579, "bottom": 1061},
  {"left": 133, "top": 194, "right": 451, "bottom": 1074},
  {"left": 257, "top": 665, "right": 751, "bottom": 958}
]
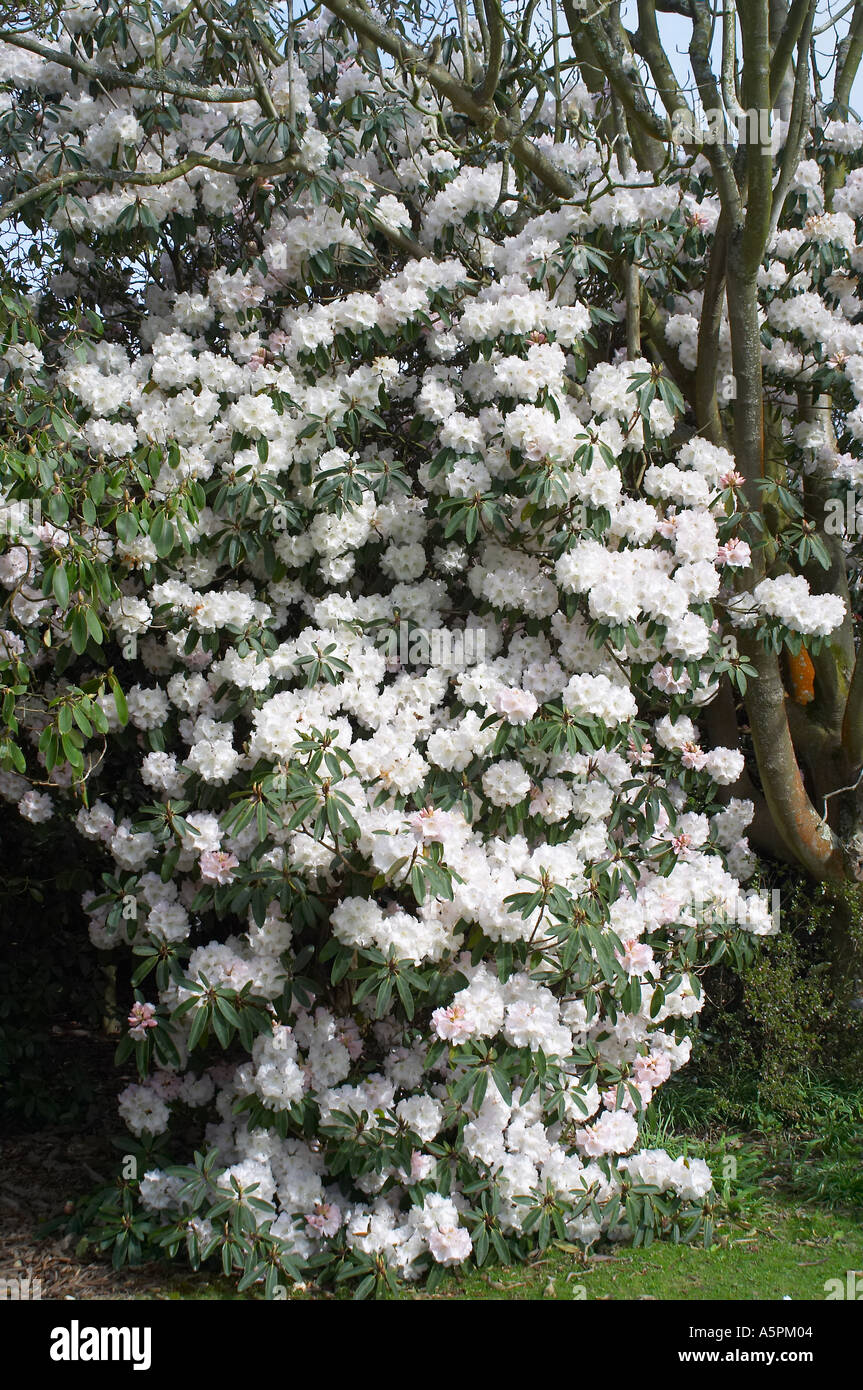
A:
[
  {"left": 52, "top": 565, "right": 70, "bottom": 609},
  {"left": 109, "top": 676, "right": 129, "bottom": 726},
  {"left": 187, "top": 1005, "right": 209, "bottom": 1051},
  {"left": 69, "top": 611, "right": 89, "bottom": 654}
]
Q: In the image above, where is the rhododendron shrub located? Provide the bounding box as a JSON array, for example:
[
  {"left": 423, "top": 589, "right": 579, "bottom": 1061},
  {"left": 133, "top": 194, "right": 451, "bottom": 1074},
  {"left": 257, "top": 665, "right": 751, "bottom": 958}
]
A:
[{"left": 0, "top": 0, "right": 860, "bottom": 1294}]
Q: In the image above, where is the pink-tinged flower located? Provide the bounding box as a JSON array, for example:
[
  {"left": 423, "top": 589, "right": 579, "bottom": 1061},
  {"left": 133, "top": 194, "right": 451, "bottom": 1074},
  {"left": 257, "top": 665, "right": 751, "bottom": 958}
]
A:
[
  {"left": 618, "top": 938, "right": 654, "bottom": 977},
  {"left": 671, "top": 831, "right": 694, "bottom": 857},
  {"left": 492, "top": 687, "right": 539, "bottom": 725},
  {"left": 409, "top": 806, "right": 454, "bottom": 843},
  {"left": 720, "top": 469, "right": 745, "bottom": 489},
  {"left": 651, "top": 891, "right": 681, "bottom": 925},
  {"left": 638, "top": 1080, "right": 654, "bottom": 1105},
  {"left": 199, "top": 850, "right": 240, "bottom": 884},
  {"left": 716, "top": 537, "right": 751, "bottom": 567},
  {"left": 650, "top": 663, "right": 691, "bottom": 695},
  {"left": 428, "top": 1223, "right": 472, "bottom": 1265},
  {"left": 337, "top": 1018, "right": 363, "bottom": 1061},
  {"left": 627, "top": 737, "right": 653, "bottom": 766},
  {"left": 680, "top": 741, "right": 708, "bottom": 771},
  {"left": 149, "top": 1071, "right": 183, "bottom": 1098},
  {"left": 656, "top": 516, "right": 678, "bottom": 539},
  {"left": 35, "top": 523, "right": 71, "bottom": 548},
  {"left": 579, "top": 1109, "right": 639, "bottom": 1157},
  {"left": 410, "top": 1151, "right": 435, "bottom": 1183},
  {"left": 128, "top": 1001, "right": 157, "bottom": 1040},
  {"left": 305, "top": 1202, "right": 342, "bottom": 1238},
  {"left": 431, "top": 1002, "right": 474, "bottom": 1043},
  {"left": 633, "top": 1052, "right": 673, "bottom": 1087},
  {"left": 602, "top": 1084, "right": 638, "bottom": 1113}
]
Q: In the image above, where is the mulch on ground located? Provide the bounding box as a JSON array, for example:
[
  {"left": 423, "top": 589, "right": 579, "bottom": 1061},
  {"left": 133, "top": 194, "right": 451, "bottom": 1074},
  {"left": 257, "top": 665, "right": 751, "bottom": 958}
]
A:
[{"left": 0, "top": 1129, "right": 177, "bottom": 1299}]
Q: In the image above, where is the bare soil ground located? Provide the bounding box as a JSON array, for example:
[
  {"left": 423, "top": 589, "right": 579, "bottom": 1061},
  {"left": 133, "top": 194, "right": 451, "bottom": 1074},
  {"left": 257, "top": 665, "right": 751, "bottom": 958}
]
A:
[
  {"left": 0, "top": 1033, "right": 195, "bottom": 1300},
  {"left": 0, "top": 1130, "right": 174, "bottom": 1299}
]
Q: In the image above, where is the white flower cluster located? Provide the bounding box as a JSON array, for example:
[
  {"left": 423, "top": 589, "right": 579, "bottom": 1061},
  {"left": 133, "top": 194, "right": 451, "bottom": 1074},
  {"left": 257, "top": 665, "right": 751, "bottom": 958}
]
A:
[
  {"left": 6, "top": 10, "right": 852, "bottom": 1288},
  {"left": 753, "top": 576, "right": 845, "bottom": 637}
]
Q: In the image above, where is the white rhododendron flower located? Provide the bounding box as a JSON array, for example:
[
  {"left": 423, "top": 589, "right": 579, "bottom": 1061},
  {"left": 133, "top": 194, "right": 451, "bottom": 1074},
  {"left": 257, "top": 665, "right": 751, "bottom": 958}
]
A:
[{"left": 7, "top": 0, "right": 861, "bottom": 1294}]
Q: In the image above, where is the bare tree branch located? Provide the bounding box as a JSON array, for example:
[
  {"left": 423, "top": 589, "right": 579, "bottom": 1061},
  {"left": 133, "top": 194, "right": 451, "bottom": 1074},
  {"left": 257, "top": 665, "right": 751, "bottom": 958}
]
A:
[
  {"left": 0, "top": 151, "right": 304, "bottom": 223},
  {"left": 0, "top": 26, "right": 258, "bottom": 103},
  {"left": 321, "top": 0, "right": 576, "bottom": 199},
  {"left": 476, "top": 0, "right": 503, "bottom": 103}
]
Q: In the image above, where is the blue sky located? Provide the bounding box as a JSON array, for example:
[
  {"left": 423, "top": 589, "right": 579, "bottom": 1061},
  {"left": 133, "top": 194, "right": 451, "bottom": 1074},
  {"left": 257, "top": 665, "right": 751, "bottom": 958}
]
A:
[{"left": 619, "top": 1, "right": 863, "bottom": 119}]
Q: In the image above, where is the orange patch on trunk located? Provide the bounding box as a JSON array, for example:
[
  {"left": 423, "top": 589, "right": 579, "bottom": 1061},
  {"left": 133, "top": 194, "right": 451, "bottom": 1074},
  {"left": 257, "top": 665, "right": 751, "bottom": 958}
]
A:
[{"left": 787, "top": 646, "right": 815, "bottom": 704}]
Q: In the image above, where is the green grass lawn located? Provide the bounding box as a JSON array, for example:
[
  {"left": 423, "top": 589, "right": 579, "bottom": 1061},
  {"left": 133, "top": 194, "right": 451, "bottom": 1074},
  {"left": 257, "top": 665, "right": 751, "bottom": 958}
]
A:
[
  {"left": 423, "top": 1200, "right": 863, "bottom": 1301},
  {"left": 157, "top": 1190, "right": 861, "bottom": 1300},
  {"left": 67, "top": 1072, "right": 863, "bottom": 1301},
  {"left": 157, "top": 1114, "right": 863, "bottom": 1301}
]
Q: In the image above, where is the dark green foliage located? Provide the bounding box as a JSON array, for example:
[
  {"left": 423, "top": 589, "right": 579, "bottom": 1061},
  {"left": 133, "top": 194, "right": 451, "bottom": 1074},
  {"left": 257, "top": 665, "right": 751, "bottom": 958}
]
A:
[
  {"left": 649, "top": 868, "right": 863, "bottom": 1216},
  {"left": 686, "top": 866, "right": 863, "bottom": 1118},
  {"left": 0, "top": 804, "right": 112, "bottom": 1128}
]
